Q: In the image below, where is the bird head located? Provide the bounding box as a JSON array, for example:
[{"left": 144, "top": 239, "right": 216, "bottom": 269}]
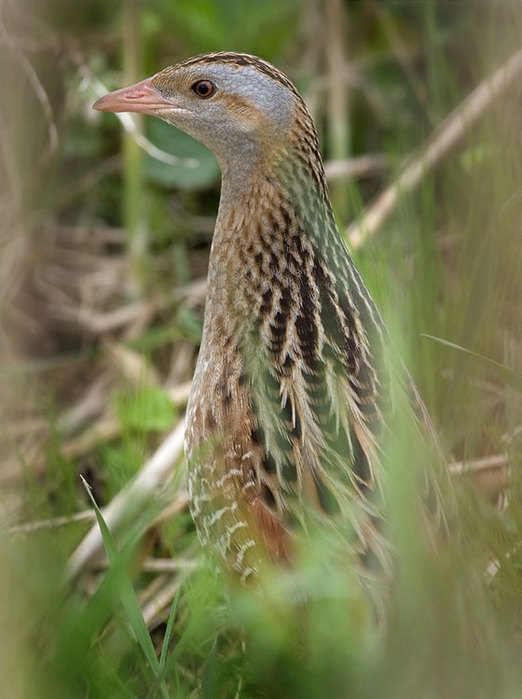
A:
[{"left": 93, "top": 52, "right": 304, "bottom": 170}]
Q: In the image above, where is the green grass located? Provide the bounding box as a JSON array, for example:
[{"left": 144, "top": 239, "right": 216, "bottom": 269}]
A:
[{"left": 2, "top": 0, "right": 522, "bottom": 697}]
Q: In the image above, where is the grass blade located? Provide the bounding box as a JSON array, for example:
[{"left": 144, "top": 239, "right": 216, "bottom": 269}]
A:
[
  {"left": 80, "top": 476, "right": 170, "bottom": 697},
  {"left": 421, "top": 334, "right": 522, "bottom": 393}
]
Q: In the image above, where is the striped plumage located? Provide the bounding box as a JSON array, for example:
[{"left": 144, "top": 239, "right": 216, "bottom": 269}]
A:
[{"left": 94, "top": 52, "right": 448, "bottom": 595}]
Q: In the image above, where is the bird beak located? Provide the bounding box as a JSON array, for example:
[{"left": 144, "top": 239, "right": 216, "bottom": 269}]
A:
[{"left": 93, "top": 76, "right": 172, "bottom": 115}]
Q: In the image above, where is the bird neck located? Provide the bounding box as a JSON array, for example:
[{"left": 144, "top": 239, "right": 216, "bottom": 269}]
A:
[
  {"left": 202, "top": 140, "right": 384, "bottom": 356},
  {"left": 214, "top": 143, "right": 333, "bottom": 248},
  {"left": 215, "top": 148, "right": 324, "bottom": 244},
  {"left": 203, "top": 146, "right": 336, "bottom": 329}
]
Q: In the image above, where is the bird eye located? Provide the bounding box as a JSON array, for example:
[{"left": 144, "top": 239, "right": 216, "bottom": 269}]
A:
[{"left": 191, "top": 80, "right": 216, "bottom": 98}]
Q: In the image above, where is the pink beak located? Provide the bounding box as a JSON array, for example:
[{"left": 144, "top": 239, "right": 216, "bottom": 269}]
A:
[{"left": 93, "top": 76, "right": 173, "bottom": 115}]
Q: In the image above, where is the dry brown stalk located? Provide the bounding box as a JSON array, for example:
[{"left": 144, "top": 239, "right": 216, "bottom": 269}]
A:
[
  {"left": 347, "top": 47, "right": 522, "bottom": 249},
  {"left": 66, "top": 420, "right": 186, "bottom": 579}
]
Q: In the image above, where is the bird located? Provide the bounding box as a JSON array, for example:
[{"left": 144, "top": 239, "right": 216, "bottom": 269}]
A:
[{"left": 93, "top": 52, "right": 450, "bottom": 599}]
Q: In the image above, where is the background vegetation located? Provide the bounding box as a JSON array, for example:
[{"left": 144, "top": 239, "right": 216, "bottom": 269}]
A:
[{"left": 1, "top": 0, "right": 522, "bottom": 696}]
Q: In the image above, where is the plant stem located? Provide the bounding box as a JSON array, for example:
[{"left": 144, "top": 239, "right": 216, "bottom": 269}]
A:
[
  {"left": 123, "top": 0, "right": 147, "bottom": 297},
  {"left": 324, "top": 0, "right": 351, "bottom": 220}
]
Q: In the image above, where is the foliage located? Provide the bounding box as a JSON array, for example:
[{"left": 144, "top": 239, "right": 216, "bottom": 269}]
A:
[{"left": 1, "top": 0, "right": 522, "bottom": 697}]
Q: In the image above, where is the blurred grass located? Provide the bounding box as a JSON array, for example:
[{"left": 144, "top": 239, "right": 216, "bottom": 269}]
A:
[
  {"left": 122, "top": 0, "right": 148, "bottom": 296},
  {"left": 1, "top": 0, "right": 522, "bottom": 696}
]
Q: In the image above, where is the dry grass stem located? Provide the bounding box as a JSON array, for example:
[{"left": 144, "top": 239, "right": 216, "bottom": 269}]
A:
[
  {"left": 450, "top": 454, "right": 511, "bottom": 503},
  {"left": 141, "top": 575, "right": 184, "bottom": 629},
  {"left": 166, "top": 381, "right": 192, "bottom": 406},
  {"left": 6, "top": 509, "right": 95, "bottom": 534},
  {"left": 80, "top": 61, "right": 198, "bottom": 169},
  {"left": 449, "top": 453, "right": 509, "bottom": 475},
  {"left": 66, "top": 420, "right": 186, "bottom": 579},
  {"left": 141, "top": 557, "right": 197, "bottom": 574},
  {"left": 104, "top": 338, "right": 161, "bottom": 386},
  {"left": 347, "top": 47, "right": 522, "bottom": 249},
  {"left": 324, "top": 154, "right": 389, "bottom": 181}
]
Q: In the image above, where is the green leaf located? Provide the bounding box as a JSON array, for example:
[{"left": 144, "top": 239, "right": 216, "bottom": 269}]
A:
[
  {"left": 143, "top": 118, "right": 219, "bottom": 190},
  {"left": 116, "top": 385, "right": 177, "bottom": 432}
]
